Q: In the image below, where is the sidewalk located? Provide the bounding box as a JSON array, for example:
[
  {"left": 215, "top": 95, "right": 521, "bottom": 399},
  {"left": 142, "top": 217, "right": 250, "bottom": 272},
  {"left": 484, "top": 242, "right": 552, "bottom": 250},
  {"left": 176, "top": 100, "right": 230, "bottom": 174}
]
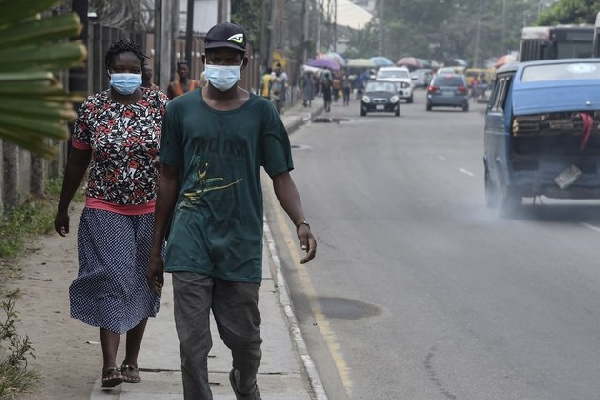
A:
[{"left": 90, "top": 101, "right": 326, "bottom": 400}]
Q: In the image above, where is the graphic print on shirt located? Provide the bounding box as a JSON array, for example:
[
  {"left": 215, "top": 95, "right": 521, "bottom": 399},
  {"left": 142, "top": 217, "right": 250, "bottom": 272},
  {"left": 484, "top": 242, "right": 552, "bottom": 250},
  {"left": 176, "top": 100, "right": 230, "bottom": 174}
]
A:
[{"left": 181, "top": 160, "right": 243, "bottom": 209}]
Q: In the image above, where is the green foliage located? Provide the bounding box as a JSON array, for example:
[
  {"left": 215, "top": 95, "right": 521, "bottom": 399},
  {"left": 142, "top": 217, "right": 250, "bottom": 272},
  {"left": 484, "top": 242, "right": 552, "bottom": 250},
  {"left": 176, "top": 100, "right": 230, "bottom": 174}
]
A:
[
  {"left": 0, "top": 0, "right": 86, "bottom": 158},
  {"left": 0, "top": 175, "right": 74, "bottom": 396},
  {"left": 538, "top": 0, "right": 600, "bottom": 25},
  {"left": 369, "top": 0, "right": 550, "bottom": 63},
  {"left": 343, "top": 22, "right": 379, "bottom": 59},
  {"left": 0, "top": 178, "right": 70, "bottom": 259},
  {"left": 231, "top": 0, "right": 262, "bottom": 48},
  {"left": 0, "top": 297, "right": 39, "bottom": 399}
]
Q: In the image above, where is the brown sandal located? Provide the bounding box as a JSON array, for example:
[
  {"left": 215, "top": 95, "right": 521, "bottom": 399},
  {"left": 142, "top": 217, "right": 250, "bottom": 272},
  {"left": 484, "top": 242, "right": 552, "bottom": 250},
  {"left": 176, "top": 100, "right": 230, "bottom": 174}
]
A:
[
  {"left": 101, "top": 366, "right": 122, "bottom": 387},
  {"left": 120, "top": 364, "right": 141, "bottom": 383}
]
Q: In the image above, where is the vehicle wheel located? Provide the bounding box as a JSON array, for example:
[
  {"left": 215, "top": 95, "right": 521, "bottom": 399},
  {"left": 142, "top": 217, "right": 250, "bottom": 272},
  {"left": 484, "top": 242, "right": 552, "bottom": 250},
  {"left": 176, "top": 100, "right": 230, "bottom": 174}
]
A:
[
  {"left": 484, "top": 167, "right": 499, "bottom": 208},
  {"left": 499, "top": 186, "right": 522, "bottom": 219},
  {"left": 462, "top": 103, "right": 469, "bottom": 112},
  {"left": 395, "top": 106, "right": 400, "bottom": 117},
  {"left": 407, "top": 93, "right": 414, "bottom": 103},
  {"left": 426, "top": 103, "right": 432, "bottom": 111},
  {"left": 360, "top": 108, "right": 366, "bottom": 116}
]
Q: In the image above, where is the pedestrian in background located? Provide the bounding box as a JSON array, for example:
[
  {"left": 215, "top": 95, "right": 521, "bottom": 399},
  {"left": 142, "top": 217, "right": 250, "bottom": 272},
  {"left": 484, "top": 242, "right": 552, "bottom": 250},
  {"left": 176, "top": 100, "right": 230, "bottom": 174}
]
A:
[
  {"left": 300, "top": 70, "right": 315, "bottom": 107},
  {"left": 341, "top": 73, "right": 351, "bottom": 106},
  {"left": 321, "top": 72, "right": 332, "bottom": 112},
  {"left": 269, "top": 67, "right": 285, "bottom": 114},
  {"left": 54, "top": 39, "right": 167, "bottom": 388},
  {"left": 260, "top": 67, "right": 273, "bottom": 99},
  {"left": 147, "top": 21, "right": 317, "bottom": 400},
  {"left": 142, "top": 59, "right": 159, "bottom": 91},
  {"left": 167, "top": 60, "right": 199, "bottom": 99},
  {"left": 332, "top": 74, "right": 341, "bottom": 102}
]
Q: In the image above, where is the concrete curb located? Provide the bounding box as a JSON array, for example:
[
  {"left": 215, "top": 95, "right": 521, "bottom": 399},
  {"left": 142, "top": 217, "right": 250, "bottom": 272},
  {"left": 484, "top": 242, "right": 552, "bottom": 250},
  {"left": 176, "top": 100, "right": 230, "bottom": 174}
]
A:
[
  {"left": 263, "top": 220, "right": 328, "bottom": 400},
  {"left": 269, "top": 101, "right": 328, "bottom": 400}
]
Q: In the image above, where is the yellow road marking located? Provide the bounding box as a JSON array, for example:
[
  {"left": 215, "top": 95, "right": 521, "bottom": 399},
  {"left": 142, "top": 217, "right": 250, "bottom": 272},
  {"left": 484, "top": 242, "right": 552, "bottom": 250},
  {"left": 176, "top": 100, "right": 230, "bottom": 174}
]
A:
[{"left": 268, "top": 186, "right": 353, "bottom": 397}]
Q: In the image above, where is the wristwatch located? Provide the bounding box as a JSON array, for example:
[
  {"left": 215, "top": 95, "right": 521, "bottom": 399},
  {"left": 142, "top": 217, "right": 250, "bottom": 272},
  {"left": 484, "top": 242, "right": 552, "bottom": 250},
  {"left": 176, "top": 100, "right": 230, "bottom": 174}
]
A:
[{"left": 295, "top": 219, "right": 310, "bottom": 229}]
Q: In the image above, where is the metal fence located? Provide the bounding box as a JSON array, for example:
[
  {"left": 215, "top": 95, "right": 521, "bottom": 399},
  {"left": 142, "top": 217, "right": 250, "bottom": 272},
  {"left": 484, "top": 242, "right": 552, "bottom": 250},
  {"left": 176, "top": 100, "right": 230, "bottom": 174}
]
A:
[{"left": 0, "top": 19, "right": 299, "bottom": 215}]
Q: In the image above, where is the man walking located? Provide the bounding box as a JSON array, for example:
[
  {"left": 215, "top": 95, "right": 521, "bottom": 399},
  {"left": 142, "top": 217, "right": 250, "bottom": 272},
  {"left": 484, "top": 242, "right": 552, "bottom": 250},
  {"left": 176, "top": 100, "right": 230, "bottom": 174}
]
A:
[
  {"left": 167, "top": 60, "right": 199, "bottom": 99},
  {"left": 147, "top": 22, "right": 317, "bottom": 400}
]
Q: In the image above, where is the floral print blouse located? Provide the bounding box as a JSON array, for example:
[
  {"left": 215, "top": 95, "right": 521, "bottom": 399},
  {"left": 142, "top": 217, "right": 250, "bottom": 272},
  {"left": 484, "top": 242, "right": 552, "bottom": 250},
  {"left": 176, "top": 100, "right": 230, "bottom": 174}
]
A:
[{"left": 71, "top": 88, "right": 168, "bottom": 206}]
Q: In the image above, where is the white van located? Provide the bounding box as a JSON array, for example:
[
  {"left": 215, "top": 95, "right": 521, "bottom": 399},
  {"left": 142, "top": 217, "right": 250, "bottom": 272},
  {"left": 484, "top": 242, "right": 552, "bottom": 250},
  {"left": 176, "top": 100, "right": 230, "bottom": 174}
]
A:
[{"left": 376, "top": 66, "right": 414, "bottom": 103}]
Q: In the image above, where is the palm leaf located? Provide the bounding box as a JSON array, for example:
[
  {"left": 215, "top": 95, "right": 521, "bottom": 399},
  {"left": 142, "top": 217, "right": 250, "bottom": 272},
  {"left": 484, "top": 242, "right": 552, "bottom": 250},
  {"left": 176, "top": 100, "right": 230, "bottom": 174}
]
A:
[
  {"left": 0, "top": 14, "right": 82, "bottom": 49},
  {"left": 0, "top": 0, "right": 59, "bottom": 26},
  {"left": 0, "top": 0, "right": 87, "bottom": 158}
]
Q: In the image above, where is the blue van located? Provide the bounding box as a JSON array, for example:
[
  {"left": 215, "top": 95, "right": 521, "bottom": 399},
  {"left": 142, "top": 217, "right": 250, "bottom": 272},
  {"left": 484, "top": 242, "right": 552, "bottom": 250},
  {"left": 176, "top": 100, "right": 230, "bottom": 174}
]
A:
[{"left": 483, "top": 59, "right": 600, "bottom": 217}]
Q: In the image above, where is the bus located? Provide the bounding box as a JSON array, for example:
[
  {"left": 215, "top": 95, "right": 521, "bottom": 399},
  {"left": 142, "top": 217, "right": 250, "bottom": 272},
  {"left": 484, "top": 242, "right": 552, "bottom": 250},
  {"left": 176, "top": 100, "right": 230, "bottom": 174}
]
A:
[{"left": 520, "top": 25, "right": 594, "bottom": 62}]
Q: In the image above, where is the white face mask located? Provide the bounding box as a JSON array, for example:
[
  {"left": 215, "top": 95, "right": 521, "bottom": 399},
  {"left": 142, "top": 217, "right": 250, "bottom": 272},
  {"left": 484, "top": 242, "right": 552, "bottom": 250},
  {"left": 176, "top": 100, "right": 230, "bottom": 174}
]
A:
[{"left": 204, "top": 63, "right": 241, "bottom": 91}]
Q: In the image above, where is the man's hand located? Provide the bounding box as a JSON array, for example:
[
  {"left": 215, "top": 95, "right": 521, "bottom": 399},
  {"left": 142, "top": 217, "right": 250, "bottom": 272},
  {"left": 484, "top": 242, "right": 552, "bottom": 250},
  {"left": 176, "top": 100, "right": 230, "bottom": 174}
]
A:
[
  {"left": 147, "top": 254, "right": 165, "bottom": 295},
  {"left": 297, "top": 224, "right": 317, "bottom": 264}
]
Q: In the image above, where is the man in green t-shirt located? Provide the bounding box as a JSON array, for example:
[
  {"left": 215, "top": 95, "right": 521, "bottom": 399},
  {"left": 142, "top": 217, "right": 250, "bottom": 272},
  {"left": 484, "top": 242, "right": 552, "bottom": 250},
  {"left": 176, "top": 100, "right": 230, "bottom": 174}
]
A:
[{"left": 147, "top": 22, "right": 317, "bottom": 400}]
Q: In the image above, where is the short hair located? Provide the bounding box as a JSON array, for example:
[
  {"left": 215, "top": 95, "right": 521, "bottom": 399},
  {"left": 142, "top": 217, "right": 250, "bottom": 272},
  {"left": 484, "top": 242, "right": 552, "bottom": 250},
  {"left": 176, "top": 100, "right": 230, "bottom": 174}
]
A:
[
  {"left": 177, "top": 60, "right": 189, "bottom": 68},
  {"left": 105, "top": 39, "right": 146, "bottom": 71}
]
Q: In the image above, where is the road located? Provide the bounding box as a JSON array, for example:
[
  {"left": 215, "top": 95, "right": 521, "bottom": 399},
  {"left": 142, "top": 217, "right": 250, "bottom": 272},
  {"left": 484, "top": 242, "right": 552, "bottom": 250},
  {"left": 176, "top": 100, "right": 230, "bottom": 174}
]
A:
[{"left": 264, "top": 89, "right": 600, "bottom": 400}]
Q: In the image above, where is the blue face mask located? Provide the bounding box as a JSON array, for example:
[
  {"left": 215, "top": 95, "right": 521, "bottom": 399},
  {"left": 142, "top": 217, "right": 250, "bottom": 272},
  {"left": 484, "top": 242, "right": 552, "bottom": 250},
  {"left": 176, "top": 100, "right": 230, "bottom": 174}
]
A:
[
  {"left": 204, "top": 64, "right": 241, "bottom": 91},
  {"left": 109, "top": 72, "right": 142, "bottom": 95}
]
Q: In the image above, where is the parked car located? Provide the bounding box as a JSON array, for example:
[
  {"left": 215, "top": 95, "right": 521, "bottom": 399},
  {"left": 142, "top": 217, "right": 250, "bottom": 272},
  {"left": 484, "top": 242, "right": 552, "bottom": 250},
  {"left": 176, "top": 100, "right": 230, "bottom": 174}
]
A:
[
  {"left": 376, "top": 66, "right": 414, "bottom": 103},
  {"left": 360, "top": 80, "right": 401, "bottom": 117},
  {"left": 483, "top": 59, "right": 600, "bottom": 218},
  {"left": 411, "top": 68, "right": 433, "bottom": 88},
  {"left": 426, "top": 73, "right": 469, "bottom": 111}
]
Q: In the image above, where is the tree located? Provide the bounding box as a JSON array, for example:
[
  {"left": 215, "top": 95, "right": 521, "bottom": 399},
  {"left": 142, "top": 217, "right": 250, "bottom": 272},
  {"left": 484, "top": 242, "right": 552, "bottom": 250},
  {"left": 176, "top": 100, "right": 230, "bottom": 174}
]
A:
[
  {"left": 375, "top": 0, "right": 538, "bottom": 64},
  {"left": 538, "top": 0, "right": 600, "bottom": 25},
  {"left": 231, "top": 0, "right": 262, "bottom": 47},
  {"left": 0, "top": 0, "right": 86, "bottom": 158},
  {"left": 343, "top": 22, "right": 379, "bottom": 59}
]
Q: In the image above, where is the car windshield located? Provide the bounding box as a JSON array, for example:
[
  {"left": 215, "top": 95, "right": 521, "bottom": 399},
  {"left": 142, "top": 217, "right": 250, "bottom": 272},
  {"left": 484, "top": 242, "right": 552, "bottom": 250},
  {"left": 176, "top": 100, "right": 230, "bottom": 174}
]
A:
[
  {"left": 521, "top": 62, "right": 600, "bottom": 82},
  {"left": 378, "top": 70, "right": 410, "bottom": 79},
  {"left": 433, "top": 75, "right": 464, "bottom": 86},
  {"left": 366, "top": 81, "right": 396, "bottom": 92}
]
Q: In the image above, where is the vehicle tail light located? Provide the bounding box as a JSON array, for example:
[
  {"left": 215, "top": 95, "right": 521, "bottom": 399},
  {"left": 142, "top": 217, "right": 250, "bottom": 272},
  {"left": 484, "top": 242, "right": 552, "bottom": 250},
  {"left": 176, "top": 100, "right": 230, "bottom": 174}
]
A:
[
  {"left": 428, "top": 85, "right": 439, "bottom": 92},
  {"left": 458, "top": 86, "right": 468, "bottom": 94}
]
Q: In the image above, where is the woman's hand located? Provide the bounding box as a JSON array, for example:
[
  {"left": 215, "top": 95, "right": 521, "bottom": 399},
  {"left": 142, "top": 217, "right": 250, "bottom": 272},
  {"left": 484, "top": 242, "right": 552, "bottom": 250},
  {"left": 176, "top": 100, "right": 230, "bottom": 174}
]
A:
[{"left": 54, "top": 212, "right": 70, "bottom": 237}]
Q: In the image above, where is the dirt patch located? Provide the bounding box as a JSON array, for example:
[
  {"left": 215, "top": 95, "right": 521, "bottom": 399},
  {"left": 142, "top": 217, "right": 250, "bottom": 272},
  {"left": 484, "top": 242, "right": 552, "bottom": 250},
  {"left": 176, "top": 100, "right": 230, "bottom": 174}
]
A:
[{"left": 7, "top": 203, "right": 101, "bottom": 400}]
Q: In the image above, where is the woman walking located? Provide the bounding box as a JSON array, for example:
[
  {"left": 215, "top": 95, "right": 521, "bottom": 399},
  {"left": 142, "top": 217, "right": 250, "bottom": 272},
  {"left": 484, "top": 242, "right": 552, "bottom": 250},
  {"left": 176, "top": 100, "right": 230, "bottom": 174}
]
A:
[{"left": 54, "top": 39, "right": 167, "bottom": 388}]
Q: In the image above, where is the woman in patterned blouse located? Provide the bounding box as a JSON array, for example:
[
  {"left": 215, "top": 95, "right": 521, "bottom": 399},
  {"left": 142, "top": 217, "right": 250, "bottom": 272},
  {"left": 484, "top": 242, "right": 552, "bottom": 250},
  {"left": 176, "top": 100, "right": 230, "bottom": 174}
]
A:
[{"left": 54, "top": 39, "right": 168, "bottom": 388}]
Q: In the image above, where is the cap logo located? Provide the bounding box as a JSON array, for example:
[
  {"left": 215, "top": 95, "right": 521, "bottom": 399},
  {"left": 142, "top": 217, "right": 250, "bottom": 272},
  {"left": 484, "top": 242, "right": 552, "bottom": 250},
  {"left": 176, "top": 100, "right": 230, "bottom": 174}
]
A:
[{"left": 227, "top": 33, "right": 244, "bottom": 44}]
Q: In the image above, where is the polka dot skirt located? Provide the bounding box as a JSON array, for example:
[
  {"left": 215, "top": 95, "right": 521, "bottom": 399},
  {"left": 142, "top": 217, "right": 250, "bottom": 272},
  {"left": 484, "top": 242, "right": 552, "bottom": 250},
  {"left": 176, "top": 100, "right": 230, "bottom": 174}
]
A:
[{"left": 70, "top": 208, "right": 161, "bottom": 334}]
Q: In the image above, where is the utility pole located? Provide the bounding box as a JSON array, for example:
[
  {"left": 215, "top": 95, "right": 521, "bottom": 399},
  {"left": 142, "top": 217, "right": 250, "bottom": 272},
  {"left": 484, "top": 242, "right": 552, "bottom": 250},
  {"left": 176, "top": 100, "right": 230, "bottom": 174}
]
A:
[
  {"left": 333, "top": 0, "right": 337, "bottom": 52},
  {"left": 473, "top": 0, "right": 482, "bottom": 67},
  {"left": 302, "top": 0, "right": 310, "bottom": 61},
  {"left": 259, "top": 0, "right": 269, "bottom": 67},
  {"left": 378, "top": 0, "right": 384, "bottom": 56},
  {"left": 69, "top": 0, "right": 88, "bottom": 96},
  {"left": 269, "top": 0, "right": 283, "bottom": 66},
  {"left": 316, "top": 0, "right": 321, "bottom": 54},
  {"left": 325, "top": 0, "right": 331, "bottom": 52},
  {"left": 185, "top": 0, "right": 194, "bottom": 69},
  {"left": 501, "top": 0, "right": 507, "bottom": 54},
  {"left": 154, "top": 0, "right": 161, "bottom": 87},
  {"left": 159, "top": 0, "right": 178, "bottom": 90}
]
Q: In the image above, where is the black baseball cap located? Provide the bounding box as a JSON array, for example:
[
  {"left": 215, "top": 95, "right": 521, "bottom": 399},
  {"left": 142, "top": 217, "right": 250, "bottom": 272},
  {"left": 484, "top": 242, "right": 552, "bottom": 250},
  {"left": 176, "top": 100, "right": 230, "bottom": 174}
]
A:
[{"left": 204, "top": 22, "right": 246, "bottom": 52}]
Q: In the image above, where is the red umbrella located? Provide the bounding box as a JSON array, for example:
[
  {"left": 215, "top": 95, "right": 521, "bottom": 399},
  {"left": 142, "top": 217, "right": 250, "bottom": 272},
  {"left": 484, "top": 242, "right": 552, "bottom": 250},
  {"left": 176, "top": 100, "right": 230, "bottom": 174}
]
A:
[{"left": 396, "top": 57, "right": 422, "bottom": 69}]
